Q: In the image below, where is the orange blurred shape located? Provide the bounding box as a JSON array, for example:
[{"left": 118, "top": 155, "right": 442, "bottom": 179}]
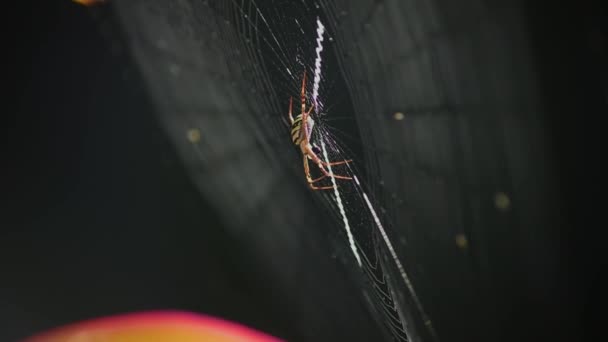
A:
[
  {"left": 72, "top": 0, "right": 106, "bottom": 6},
  {"left": 22, "top": 311, "right": 283, "bottom": 342}
]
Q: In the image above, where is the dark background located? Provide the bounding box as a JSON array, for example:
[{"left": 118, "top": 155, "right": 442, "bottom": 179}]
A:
[
  {"left": 526, "top": 2, "right": 605, "bottom": 340},
  {"left": 500, "top": 1, "right": 607, "bottom": 340},
  {"left": 2, "top": 2, "right": 285, "bottom": 341},
  {"left": 2, "top": 1, "right": 606, "bottom": 341}
]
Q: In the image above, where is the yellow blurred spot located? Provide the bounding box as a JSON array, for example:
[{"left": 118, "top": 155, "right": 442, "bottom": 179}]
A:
[
  {"left": 72, "top": 0, "right": 106, "bottom": 6},
  {"left": 455, "top": 234, "right": 468, "bottom": 249},
  {"left": 393, "top": 112, "right": 405, "bottom": 121},
  {"left": 187, "top": 128, "right": 201, "bottom": 143},
  {"left": 494, "top": 192, "right": 511, "bottom": 211}
]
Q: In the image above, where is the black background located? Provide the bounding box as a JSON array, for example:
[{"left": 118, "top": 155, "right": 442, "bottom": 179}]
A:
[
  {"left": 526, "top": 2, "right": 605, "bottom": 340},
  {"left": 2, "top": 1, "right": 606, "bottom": 341},
  {"left": 2, "top": 2, "right": 282, "bottom": 341}
]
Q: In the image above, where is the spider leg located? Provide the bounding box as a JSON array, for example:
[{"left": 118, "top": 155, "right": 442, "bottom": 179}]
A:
[
  {"left": 309, "top": 173, "right": 328, "bottom": 183},
  {"left": 320, "top": 159, "right": 353, "bottom": 167},
  {"left": 310, "top": 183, "right": 335, "bottom": 190},
  {"left": 317, "top": 164, "right": 352, "bottom": 180},
  {"left": 306, "top": 104, "right": 314, "bottom": 116},
  {"left": 303, "top": 154, "right": 333, "bottom": 190},
  {"left": 288, "top": 97, "right": 294, "bottom": 125},
  {"left": 304, "top": 145, "right": 352, "bottom": 180},
  {"left": 302, "top": 152, "right": 325, "bottom": 182}
]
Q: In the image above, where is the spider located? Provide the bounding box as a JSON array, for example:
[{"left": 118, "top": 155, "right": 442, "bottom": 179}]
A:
[{"left": 288, "top": 70, "right": 352, "bottom": 190}]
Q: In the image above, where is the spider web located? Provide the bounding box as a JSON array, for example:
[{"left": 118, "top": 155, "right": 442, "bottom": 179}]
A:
[
  {"left": 108, "top": 0, "right": 582, "bottom": 340},
  {"left": 202, "top": 1, "right": 438, "bottom": 341}
]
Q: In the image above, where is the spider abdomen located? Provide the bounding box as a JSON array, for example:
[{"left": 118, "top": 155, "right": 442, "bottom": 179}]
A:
[{"left": 291, "top": 114, "right": 314, "bottom": 145}]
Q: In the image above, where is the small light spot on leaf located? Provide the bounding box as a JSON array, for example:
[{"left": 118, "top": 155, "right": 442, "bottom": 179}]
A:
[
  {"left": 494, "top": 192, "right": 511, "bottom": 211},
  {"left": 393, "top": 112, "right": 405, "bottom": 120},
  {"left": 455, "top": 234, "right": 468, "bottom": 249},
  {"left": 187, "top": 128, "right": 201, "bottom": 143}
]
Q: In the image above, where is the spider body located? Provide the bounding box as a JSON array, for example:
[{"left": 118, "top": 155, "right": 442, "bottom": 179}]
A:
[
  {"left": 290, "top": 113, "right": 314, "bottom": 145},
  {"left": 288, "top": 70, "right": 352, "bottom": 190}
]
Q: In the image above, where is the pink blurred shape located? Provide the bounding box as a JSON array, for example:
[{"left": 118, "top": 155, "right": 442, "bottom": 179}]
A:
[{"left": 22, "top": 310, "right": 283, "bottom": 342}]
